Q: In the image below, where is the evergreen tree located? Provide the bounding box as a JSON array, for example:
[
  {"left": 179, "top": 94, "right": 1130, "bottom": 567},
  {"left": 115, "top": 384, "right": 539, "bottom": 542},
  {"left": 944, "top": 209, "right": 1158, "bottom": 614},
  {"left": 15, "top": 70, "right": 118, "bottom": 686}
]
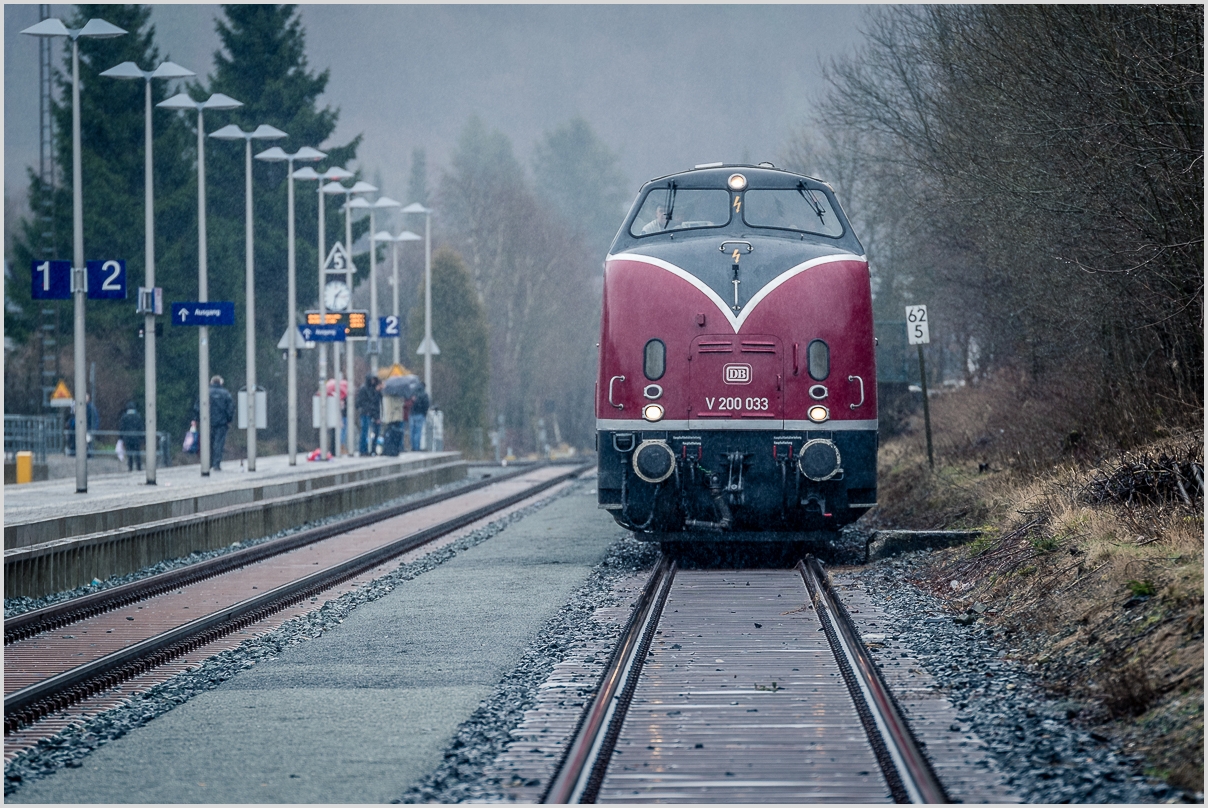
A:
[
  {"left": 532, "top": 116, "right": 629, "bottom": 261},
  {"left": 409, "top": 247, "right": 488, "bottom": 451},
  {"left": 188, "top": 4, "right": 361, "bottom": 447},
  {"left": 7, "top": 4, "right": 195, "bottom": 424}
]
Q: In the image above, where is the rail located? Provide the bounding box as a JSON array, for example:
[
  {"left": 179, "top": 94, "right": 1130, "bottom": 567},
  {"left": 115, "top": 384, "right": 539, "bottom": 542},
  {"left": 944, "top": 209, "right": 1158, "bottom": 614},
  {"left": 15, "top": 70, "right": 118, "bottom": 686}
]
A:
[
  {"left": 542, "top": 555, "right": 675, "bottom": 803},
  {"left": 5, "top": 462, "right": 591, "bottom": 731},
  {"left": 798, "top": 557, "right": 949, "bottom": 803}
]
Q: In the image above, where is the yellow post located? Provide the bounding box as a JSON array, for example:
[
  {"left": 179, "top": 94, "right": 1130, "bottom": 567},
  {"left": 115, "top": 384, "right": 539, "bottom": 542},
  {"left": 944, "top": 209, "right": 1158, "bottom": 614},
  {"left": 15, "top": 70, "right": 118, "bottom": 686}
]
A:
[{"left": 16, "top": 451, "right": 34, "bottom": 484}]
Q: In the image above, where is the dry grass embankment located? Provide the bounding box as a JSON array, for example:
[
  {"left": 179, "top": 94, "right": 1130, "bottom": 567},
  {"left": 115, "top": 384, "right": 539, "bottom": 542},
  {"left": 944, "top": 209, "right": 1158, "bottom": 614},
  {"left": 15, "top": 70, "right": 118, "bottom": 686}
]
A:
[{"left": 868, "top": 379, "right": 1204, "bottom": 791}]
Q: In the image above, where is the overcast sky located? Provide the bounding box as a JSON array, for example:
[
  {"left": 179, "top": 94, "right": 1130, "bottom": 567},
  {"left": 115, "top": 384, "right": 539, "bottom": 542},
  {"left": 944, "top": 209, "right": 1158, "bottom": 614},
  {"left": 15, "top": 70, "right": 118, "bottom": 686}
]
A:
[{"left": 5, "top": 4, "right": 867, "bottom": 211}]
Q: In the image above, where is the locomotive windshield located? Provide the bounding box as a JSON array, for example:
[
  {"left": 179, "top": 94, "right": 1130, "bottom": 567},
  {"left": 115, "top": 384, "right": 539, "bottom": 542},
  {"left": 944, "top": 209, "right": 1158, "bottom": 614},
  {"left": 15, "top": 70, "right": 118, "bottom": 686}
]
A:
[
  {"left": 628, "top": 183, "right": 846, "bottom": 239},
  {"left": 629, "top": 188, "right": 732, "bottom": 237},
  {"left": 742, "top": 188, "right": 845, "bottom": 238}
]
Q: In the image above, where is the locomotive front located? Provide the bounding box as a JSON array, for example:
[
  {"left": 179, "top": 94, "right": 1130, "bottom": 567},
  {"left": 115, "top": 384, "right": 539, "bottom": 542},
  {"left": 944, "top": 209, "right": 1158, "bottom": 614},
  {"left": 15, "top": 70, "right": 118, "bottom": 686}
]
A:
[{"left": 596, "top": 164, "right": 877, "bottom": 543}]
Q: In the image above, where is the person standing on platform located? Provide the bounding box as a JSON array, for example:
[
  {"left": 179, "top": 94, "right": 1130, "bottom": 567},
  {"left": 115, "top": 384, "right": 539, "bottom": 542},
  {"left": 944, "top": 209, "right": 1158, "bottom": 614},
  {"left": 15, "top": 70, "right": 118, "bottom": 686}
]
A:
[
  {"left": 357, "top": 375, "right": 382, "bottom": 455},
  {"left": 409, "top": 384, "right": 430, "bottom": 452},
  {"left": 208, "top": 375, "right": 235, "bottom": 470},
  {"left": 118, "top": 400, "right": 144, "bottom": 471},
  {"left": 67, "top": 394, "right": 101, "bottom": 457}
]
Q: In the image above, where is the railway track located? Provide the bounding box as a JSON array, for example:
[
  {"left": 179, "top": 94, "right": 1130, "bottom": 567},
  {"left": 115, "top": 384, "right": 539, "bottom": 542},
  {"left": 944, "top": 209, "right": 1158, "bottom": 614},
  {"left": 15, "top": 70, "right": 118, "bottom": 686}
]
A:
[
  {"left": 4, "top": 463, "right": 589, "bottom": 741},
  {"left": 543, "top": 555, "right": 948, "bottom": 804}
]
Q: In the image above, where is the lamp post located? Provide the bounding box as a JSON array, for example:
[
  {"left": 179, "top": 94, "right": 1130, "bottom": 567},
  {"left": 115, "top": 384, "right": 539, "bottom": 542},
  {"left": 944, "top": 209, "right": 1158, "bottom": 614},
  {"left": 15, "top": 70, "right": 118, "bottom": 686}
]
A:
[
  {"left": 210, "top": 123, "right": 287, "bottom": 472},
  {"left": 372, "top": 230, "right": 422, "bottom": 367},
  {"left": 328, "top": 179, "right": 377, "bottom": 455},
  {"left": 255, "top": 146, "right": 326, "bottom": 466},
  {"left": 402, "top": 203, "right": 434, "bottom": 398},
  {"left": 99, "top": 59, "right": 194, "bottom": 486},
  {"left": 297, "top": 167, "right": 353, "bottom": 458},
  {"left": 22, "top": 16, "right": 127, "bottom": 493},
  {"left": 157, "top": 90, "right": 243, "bottom": 476},
  {"left": 349, "top": 196, "right": 400, "bottom": 376}
]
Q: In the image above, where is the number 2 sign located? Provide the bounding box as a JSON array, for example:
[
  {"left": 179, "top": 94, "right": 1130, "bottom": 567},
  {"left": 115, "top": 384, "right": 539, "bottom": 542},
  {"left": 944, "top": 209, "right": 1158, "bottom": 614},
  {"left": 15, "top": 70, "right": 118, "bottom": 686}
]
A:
[
  {"left": 86, "top": 259, "right": 126, "bottom": 299},
  {"left": 906, "top": 304, "right": 930, "bottom": 345}
]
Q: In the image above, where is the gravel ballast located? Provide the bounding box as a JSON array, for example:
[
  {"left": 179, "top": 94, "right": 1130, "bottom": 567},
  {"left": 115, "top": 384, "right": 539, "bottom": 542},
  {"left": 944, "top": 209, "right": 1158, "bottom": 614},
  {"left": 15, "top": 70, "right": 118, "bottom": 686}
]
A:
[
  {"left": 5, "top": 476, "right": 593, "bottom": 799},
  {"left": 842, "top": 551, "right": 1199, "bottom": 804}
]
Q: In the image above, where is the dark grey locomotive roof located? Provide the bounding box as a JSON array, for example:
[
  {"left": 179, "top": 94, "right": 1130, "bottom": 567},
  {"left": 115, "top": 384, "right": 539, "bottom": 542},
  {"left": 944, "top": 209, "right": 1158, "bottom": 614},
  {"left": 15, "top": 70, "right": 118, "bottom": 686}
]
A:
[{"left": 607, "top": 165, "right": 866, "bottom": 310}]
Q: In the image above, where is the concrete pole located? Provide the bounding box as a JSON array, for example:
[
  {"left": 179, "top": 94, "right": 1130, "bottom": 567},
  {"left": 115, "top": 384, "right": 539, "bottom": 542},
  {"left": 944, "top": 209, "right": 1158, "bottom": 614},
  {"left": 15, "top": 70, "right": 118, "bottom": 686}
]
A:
[
  {"left": 197, "top": 107, "right": 211, "bottom": 476},
  {"left": 142, "top": 77, "right": 157, "bottom": 484},
  {"left": 317, "top": 183, "right": 329, "bottom": 458},
  {"left": 343, "top": 194, "right": 357, "bottom": 456},
  {"left": 71, "top": 38, "right": 87, "bottom": 492},
  {"left": 286, "top": 157, "right": 297, "bottom": 465},
  {"left": 368, "top": 208, "right": 378, "bottom": 375},
  {"left": 391, "top": 239, "right": 400, "bottom": 367},
  {"left": 423, "top": 210, "right": 432, "bottom": 396},
  {"left": 243, "top": 137, "right": 257, "bottom": 471}
]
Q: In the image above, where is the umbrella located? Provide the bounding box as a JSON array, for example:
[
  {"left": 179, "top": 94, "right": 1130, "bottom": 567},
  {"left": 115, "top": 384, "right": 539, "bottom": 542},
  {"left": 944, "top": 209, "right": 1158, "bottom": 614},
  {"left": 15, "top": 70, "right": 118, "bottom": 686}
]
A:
[
  {"left": 382, "top": 374, "right": 421, "bottom": 398},
  {"left": 324, "top": 378, "right": 348, "bottom": 400}
]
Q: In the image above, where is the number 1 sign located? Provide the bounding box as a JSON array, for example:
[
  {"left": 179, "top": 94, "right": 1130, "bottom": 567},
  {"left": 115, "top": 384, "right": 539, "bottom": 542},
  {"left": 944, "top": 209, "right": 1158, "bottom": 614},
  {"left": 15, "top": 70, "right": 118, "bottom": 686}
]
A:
[{"left": 31, "top": 260, "right": 72, "bottom": 299}]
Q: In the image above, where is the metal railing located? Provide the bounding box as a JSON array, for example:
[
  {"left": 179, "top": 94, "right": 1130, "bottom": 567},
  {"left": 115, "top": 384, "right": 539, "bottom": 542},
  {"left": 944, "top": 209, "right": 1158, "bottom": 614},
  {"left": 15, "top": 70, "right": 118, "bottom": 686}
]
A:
[
  {"left": 62, "top": 429, "right": 172, "bottom": 468},
  {"left": 4, "top": 414, "right": 64, "bottom": 463}
]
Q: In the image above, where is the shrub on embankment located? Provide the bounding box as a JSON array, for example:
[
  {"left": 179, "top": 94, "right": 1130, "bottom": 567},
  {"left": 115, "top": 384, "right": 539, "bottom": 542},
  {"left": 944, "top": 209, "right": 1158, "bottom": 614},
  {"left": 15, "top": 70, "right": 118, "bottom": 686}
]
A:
[{"left": 866, "top": 381, "right": 1203, "bottom": 791}]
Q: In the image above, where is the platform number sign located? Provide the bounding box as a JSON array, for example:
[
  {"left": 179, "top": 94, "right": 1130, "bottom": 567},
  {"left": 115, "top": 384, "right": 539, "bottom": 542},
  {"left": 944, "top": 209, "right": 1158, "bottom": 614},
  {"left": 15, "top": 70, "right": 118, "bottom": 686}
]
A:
[
  {"left": 379, "top": 315, "right": 400, "bottom": 338},
  {"left": 32, "top": 260, "right": 72, "bottom": 299},
  {"left": 86, "top": 259, "right": 127, "bottom": 299},
  {"left": 906, "top": 305, "right": 930, "bottom": 345}
]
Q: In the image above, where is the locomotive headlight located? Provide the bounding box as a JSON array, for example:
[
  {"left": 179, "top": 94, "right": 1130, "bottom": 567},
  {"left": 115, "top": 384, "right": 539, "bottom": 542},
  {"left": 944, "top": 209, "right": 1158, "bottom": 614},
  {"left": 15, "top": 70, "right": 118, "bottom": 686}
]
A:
[
  {"left": 642, "top": 403, "right": 665, "bottom": 422},
  {"left": 808, "top": 405, "right": 830, "bottom": 423},
  {"left": 727, "top": 173, "right": 747, "bottom": 191}
]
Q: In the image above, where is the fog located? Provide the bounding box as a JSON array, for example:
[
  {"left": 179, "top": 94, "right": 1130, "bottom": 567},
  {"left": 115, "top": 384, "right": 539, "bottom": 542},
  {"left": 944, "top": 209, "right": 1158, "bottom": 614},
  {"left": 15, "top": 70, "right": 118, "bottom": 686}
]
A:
[{"left": 5, "top": 4, "right": 865, "bottom": 205}]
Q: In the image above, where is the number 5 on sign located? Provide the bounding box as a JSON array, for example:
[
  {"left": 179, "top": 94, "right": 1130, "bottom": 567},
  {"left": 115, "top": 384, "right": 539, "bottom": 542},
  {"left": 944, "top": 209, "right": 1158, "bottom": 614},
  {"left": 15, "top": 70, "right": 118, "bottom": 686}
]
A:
[{"left": 906, "top": 304, "right": 929, "bottom": 345}]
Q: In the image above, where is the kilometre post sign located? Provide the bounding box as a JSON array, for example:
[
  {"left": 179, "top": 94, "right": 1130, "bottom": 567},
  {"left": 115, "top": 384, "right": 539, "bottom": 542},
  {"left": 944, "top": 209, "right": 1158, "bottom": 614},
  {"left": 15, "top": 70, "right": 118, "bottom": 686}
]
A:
[
  {"left": 906, "top": 304, "right": 929, "bottom": 345},
  {"left": 907, "top": 303, "right": 935, "bottom": 468}
]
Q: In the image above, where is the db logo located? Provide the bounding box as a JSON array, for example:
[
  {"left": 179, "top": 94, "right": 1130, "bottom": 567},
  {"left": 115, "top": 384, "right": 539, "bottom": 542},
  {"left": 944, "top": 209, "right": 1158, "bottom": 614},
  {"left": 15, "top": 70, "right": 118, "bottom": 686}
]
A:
[{"left": 723, "top": 363, "right": 752, "bottom": 384}]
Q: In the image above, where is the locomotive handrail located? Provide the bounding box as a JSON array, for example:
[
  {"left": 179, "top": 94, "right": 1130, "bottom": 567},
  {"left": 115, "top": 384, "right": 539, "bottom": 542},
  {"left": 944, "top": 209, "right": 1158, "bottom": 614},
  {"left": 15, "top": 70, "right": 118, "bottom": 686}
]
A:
[
  {"left": 718, "top": 240, "right": 753, "bottom": 254},
  {"left": 848, "top": 374, "right": 865, "bottom": 409},
  {"left": 608, "top": 375, "right": 626, "bottom": 409}
]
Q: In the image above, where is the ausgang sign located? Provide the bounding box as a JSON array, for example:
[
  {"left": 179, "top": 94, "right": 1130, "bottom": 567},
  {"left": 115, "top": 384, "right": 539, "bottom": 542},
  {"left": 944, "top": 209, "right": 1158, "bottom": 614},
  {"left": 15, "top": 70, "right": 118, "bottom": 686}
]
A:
[{"left": 171, "top": 301, "right": 236, "bottom": 326}]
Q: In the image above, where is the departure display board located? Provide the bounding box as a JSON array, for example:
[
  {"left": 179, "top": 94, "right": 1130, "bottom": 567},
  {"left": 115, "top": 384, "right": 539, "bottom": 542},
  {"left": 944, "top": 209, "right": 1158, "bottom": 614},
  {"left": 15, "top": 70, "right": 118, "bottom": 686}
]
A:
[{"left": 305, "top": 310, "right": 368, "bottom": 340}]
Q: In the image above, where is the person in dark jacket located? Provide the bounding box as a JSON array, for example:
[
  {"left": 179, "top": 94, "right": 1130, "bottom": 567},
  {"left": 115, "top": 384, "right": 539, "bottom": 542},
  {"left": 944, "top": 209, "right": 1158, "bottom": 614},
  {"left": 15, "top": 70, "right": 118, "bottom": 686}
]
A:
[
  {"left": 118, "top": 400, "right": 144, "bottom": 471},
  {"left": 206, "top": 375, "right": 235, "bottom": 470},
  {"left": 66, "top": 394, "right": 101, "bottom": 457},
  {"left": 357, "top": 375, "right": 382, "bottom": 455},
  {"left": 409, "top": 385, "right": 429, "bottom": 452}
]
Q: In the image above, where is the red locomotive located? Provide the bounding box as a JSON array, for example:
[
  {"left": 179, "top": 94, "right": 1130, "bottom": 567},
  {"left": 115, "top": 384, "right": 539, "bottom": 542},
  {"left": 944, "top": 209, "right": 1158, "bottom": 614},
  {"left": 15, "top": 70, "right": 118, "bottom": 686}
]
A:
[{"left": 596, "top": 163, "right": 877, "bottom": 543}]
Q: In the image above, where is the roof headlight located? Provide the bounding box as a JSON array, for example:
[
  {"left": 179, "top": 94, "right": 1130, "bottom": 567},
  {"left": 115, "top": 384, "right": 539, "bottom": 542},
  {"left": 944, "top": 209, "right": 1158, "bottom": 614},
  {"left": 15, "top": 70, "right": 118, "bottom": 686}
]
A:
[
  {"left": 727, "top": 173, "right": 747, "bottom": 191},
  {"left": 642, "top": 403, "right": 665, "bottom": 423},
  {"left": 807, "top": 405, "right": 830, "bottom": 423}
]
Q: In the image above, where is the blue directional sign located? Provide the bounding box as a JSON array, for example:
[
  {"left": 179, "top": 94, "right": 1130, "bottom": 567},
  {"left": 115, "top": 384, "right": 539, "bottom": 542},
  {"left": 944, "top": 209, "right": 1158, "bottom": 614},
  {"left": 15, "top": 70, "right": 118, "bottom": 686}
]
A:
[
  {"left": 31, "top": 260, "right": 72, "bottom": 300},
  {"left": 171, "top": 301, "right": 236, "bottom": 326},
  {"left": 299, "top": 323, "right": 345, "bottom": 342},
  {"left": 379, "top": 315, "right": 400, "bottom": 338},
  {"left": 86, "top": 259, "right": 127, "bottom": 299}
]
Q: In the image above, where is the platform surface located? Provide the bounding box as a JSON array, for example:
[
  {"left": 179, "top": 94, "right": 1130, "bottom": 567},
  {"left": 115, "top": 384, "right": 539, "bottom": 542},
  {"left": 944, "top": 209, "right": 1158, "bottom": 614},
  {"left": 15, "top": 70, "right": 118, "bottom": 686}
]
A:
[{"left": 3, "top": 452, "right": 459, "bottom": 531}]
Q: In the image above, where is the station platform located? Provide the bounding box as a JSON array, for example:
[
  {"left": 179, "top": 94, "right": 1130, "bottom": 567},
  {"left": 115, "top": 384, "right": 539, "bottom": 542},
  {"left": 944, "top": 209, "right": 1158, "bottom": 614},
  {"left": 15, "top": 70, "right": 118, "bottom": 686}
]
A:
[{"left": 5, "top": 452, "right": 468, "bottom": 600}]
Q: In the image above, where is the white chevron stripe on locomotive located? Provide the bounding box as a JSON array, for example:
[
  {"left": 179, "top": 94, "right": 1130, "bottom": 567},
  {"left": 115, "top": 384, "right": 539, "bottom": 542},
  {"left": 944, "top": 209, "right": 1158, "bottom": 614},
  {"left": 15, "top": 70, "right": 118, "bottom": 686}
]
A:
[{"left": 605, "top": 251, "right": 868, "bottom": 334}]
